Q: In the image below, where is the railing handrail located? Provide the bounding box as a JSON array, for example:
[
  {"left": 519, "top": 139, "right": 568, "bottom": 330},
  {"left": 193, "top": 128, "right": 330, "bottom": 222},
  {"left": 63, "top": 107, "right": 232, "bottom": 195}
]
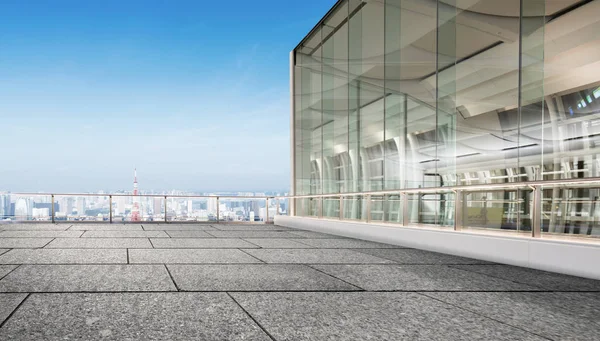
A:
[
  {"left": 9, "top": 193, "right": 276, "bottom": 199},
  {"left": 9, "top": 177, "right": 600, "bottom": 201},
  {"left": 271, "top": 177, "right": 600, "bottom": 200}
]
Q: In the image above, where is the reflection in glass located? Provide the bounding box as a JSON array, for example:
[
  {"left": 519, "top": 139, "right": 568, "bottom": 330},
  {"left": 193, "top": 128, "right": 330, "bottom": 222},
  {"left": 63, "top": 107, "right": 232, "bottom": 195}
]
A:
[{"left": 292, "top": 0, "right": 600, "bottom": 236}]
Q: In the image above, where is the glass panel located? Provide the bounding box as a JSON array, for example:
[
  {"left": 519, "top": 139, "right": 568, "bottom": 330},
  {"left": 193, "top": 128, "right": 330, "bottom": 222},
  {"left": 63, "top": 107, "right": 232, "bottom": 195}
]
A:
[
  {"left": 296, "top": 198, "right": 310, "bottom": 217},
  {"left": 542, "top": 186, "right": 600, "bottom": 237},
  {"left": 396, "top": 0, "right": 438, "bottom": 189},
  {"left": 407, "top": 193, "right": 420, "bottom": 224},
  {"left": 369, "top": 195, "right": 383, "bottom": 222},
  {"left": 6, "top": 195, "right": 53, "bottom": 221},
  {"left": 348, "top": 0, "right": 362, "bottom": 194},
  {"left": 295, "top": 24, "right": 323, "bottom": 197},
  {"left": 66, "top": 195, "right": 111, "bottom": 222},
  {"left": 464, "top": 189, "right": 532, "bottom": 233},
  {"left": 323, "top": 197, "right": 340, "bottom": 219},
  {"left": 439, "top": 191, "right": 455, "bottom": 227},
  {"left": 277, "top": 198, "right": 290, "bottom": 216},
  {"left": 322, "top": 3, "right": 349, "bottom": 195},
  {"left": 348, "top": 0, "right": 385, "bottom": 193},
  {"left": 537, "top": 0, "right": 600, "bottom": 236},
  {"left": 384, "top": 1, "right": 405, "bottom": 191},
  {"left": 521, "top": 0, "right": 545, "bottom": 177},
  {"left": 128, "top": 195, "right": 160, "bottom": 223},
  {"left": 266, "top": 199, "right": 276, "bottom": 222},
  {"left": 384, "top": 194, "right": 403, "bottom": 224},
  {"left": 343, "top": 195, "right": 363, "bottom": 220},
  {"left": 147, "top": 197, "right": 166, "bottom": 222},
  {"left": 308, "top": 198, "right": 320, "bottom": 217},
  {"left": 172, "top": 198, "right": 208, "bottom": 222},
  {"left": 435, "top": 0, "right": 522, "bottom": 189},
  {"left": 294, "top": 58, "right": 304, "bottom": 197},
  {"left": 436, "top": 0, "right": 457, "bottom": 188},
  {"left": 405, "top": 191, "right": 454, "bottom": 226},
  {"left": 165, "top": 197, "right": 214, "bottom": 222}
]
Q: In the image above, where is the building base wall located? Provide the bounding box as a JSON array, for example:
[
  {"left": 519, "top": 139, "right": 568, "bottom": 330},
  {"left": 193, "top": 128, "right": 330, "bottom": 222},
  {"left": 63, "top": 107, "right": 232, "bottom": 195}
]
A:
[{"left": 275, "top": 215, "right": 600, "bottom": 280}]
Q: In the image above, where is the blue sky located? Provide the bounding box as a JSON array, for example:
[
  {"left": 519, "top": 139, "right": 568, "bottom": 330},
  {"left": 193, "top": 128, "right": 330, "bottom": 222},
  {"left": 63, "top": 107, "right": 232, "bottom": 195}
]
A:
[{"left": 0, "top": 0, "right": 336, "bottom": 193}]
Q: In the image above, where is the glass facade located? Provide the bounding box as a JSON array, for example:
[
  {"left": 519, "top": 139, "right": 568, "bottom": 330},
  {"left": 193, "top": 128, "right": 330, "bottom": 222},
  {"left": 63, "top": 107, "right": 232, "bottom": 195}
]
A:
[{"left": 292, "top": 0, "right": 600, "bottom": 237}]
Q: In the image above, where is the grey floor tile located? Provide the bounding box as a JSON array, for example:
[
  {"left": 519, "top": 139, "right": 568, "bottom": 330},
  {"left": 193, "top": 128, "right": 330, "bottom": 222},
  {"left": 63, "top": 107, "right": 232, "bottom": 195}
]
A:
[
  {"left": 242, "top": 249, "right": 394, "bottom": 264},
  {"left": 312, "top": 265, "right": 537, "bottom": 291},
  {"left": 357, "top": 248, "right": 490, "bottom": 264},
  {"left": 150, "top": 238, "right": 258, "bottom": 248},
  {"left": 0, "top": 293, "right": 270, "bottom": 340},
  {"left": 164, "top": 231, "right": 214, "bottom": 238},
  {"left": 426, "top": 292, "right": 600, "bottom": 341},
  {"left": 0, "top": 265, "right": 176, "bottom": 292},
  {"left": 241, "top": 238, "right": 315, "bottom": 248},
  {"left": 81, "top": 231, "right": 170, "bottom": 238},
  {"left": 0, "top": 231, "right": 83, "bottom": 238},
  {"left": 212, "top": 224, "right": 293, "bottom": 231},
  {"left": 0, "top": 294, "right": 28, "bottom": 326},
  {"left": 167, "top": 264, "right": 359, "bottom": 291},
  {"left": 231, "top": 292, "right": 545, "bottom": 341},
  {"left": 45, "top": 238, "right": 152, "bottom": 249},
  {"left": 295, "top": 238, "right": 400, "bottom": 249},
  {"left": 0, "top": 249, "right": 9, "bottom": 256},
  {"left": 0, "top": 238, "right": 53, "bottom": 248},
  {"left": 0, "top": 224, "right": 68, "bottom": 231},
  {"left": 288, "top": 230, "right": 347, "bottom": 238},
  {"left": 142, "top": 224, "right": 216, "bottom": 231},
  {"left": 0, "top": 265, "right": 17, "bottom": 279},
  {"left": 207, "top": 230, "right": 300, "bottom": 238},
  {"left": 0, "top": 249, "right": 127, "bottom": 264},
  {"left": 129, "top": 249, "right": 262, "bottom": 264},
  {"left": 450, "top": 264, "right": 600, "bottom": 291},
  {"left": 68, "top": 224, "right": 143, "bottom": 231}
]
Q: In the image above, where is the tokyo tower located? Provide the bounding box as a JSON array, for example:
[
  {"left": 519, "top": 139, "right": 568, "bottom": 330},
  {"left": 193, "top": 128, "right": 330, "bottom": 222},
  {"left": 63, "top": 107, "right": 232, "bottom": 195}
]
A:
[{"left": 131, "top": 168, "right": 140, "bottom": 222}]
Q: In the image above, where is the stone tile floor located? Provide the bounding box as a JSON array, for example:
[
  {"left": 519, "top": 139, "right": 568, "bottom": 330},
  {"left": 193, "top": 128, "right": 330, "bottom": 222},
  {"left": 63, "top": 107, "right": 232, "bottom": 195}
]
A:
[{"left": 0, "top": 223, "right": 598, "bottom": 340}]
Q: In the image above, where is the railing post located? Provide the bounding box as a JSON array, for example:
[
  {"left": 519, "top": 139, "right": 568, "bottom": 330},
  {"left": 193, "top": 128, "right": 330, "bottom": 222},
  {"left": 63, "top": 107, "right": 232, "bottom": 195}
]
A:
[
  {"left": 383, "top": 194, "right": 389, "bottom": 222},
  {"left": 339, "top": 196, "right": 344, "bottom": 220},
  {"left": 318, "top": 197, "right": 323, "bottom": 219},
  {"left": 366, "top": 194, "right": 372, "bottom": 223},
  {"left": 402, "top": 192, "right": 409, "bottom": 226},
  {"left": 164, "top": 196, "right": 168, "bottom": 223},
  {"left": 454, "top": 190, "right": 462, "bottom": 231},
  {"left": 216, "top": 197, "right": 220, "bottom": 223},
  {"left": 276, "top": 198, "right": 280, "bottom": 217},
  {"left": 532, "top": 186, "right": 541, "bottom": 238},
  {"left": 265, "top": 197, "right": 269, "bottom": 223},
  {"left": 51, "top": 194, "right": 55, "bottom": 223},
  {"left": 109, "top": 195, "right": 113, "bottom": 224}
]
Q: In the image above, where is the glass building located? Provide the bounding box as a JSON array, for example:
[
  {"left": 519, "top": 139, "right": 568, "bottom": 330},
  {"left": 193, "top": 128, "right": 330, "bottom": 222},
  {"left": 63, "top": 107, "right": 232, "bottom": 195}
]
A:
[{"left": 291, "top": 0, "right": 600, "bottom": 237}]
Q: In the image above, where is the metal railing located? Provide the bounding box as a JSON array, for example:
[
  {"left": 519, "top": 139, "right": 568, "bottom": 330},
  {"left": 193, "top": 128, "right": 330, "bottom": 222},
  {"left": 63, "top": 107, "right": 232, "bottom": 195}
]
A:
[
  {"left": 4, "top": 177, "right": 600, "bottom": 240},
  {"left": 274, "top": 177, "right": 600, "bottom": 240},
  {"left": 2, "top": 193, "right": 282, "bottom": 224}
]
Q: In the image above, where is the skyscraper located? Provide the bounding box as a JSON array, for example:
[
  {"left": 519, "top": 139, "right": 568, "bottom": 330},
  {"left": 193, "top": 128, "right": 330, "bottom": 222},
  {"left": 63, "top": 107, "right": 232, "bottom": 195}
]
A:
[
  {"left": 153, "top": 198, "right": 162, "bottom": 217},
  {"left": 77, "top": 198, "right": 86, "bottom": 217},
  {"left": 0, "top": 194, "right": 8, "bottom": 219}
]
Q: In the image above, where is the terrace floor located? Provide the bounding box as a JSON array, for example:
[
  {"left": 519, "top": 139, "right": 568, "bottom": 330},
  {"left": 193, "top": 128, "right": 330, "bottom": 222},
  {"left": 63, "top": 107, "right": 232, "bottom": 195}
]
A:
[{"left": 0, "top": 222, "right": 599, "bottom": 340}]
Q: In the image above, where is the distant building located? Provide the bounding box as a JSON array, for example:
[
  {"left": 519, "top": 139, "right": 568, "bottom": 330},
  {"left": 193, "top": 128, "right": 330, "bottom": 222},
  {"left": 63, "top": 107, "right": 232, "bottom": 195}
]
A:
[
  {"left": 77, "top": 198, "right": 86, "bottom": 216},
  {"left": 14, "top": 198, "right": 32, "bottom": 220},
  {"left": 0, "top": 194, "right": 10, "bottom": 218},
  {"left": 34, "top": 202, "right": 59, "bottom": 216},
  {"left": 153, "top": 198, "right": 162, "bottom": 217}
]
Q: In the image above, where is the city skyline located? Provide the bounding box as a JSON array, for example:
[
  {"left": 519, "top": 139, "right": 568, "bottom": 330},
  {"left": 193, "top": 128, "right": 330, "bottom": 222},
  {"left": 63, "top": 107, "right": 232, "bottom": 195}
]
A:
[{"left": 0, "top": 168, "right": 286, "bottom": 221}]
